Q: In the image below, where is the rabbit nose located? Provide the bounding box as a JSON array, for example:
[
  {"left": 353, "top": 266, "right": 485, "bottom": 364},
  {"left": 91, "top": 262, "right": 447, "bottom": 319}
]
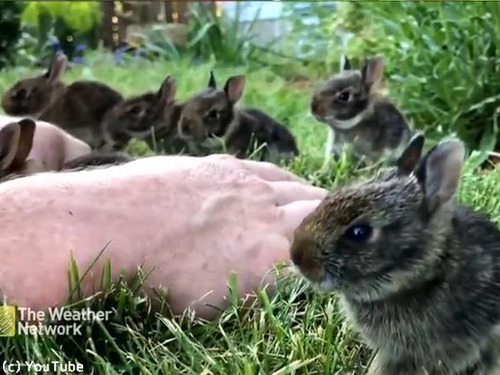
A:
[
  {"left": 311, "top": 98, "right": 320, "bottom": 115},
  {"left": 290, "top": 230, "right": 323, "bottom": 283},
  {"left": 179, "top": 120, "right": 193, "bottom": 139}
]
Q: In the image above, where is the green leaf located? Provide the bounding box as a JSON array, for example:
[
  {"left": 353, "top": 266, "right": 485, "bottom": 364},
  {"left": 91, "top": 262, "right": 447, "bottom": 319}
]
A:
[{"left": 187, "top": 22, "right": 216, "bottom": 49}]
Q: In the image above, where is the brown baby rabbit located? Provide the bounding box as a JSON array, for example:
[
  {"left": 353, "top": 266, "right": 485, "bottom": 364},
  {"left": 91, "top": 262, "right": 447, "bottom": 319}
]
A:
[
  {"left": 311, "top": 56, "right": 411, "bottom": 165},
  {"left": 178, "top": 71, "right": 299, "bottom": 161},
  {"left": 100, "top": 75, "right": 185, "bottom": 154},
  {"left": 291, "top": 134, "right": 500, "bottom": 375},
  {"left": 1, "top": 52, "right": 123, "bottom": 148}
]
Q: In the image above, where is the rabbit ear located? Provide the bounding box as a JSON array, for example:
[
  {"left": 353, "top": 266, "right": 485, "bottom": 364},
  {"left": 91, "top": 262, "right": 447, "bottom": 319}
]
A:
[
  {"left": 361, "top": 56, "right": 384, "bottom": 88},
  {"left": 159, "top": 76, "right": 176, "bottom": 106},
  {"left": 396, "top": 133, "right": 425, "bottom": 174},
  {"left": 208, "top": 71, "right": 217, "bottom": 89},
  {"left": 416, "top": 139, "right": 465, "bottom": 212},
  {"left": 224, "top": 75, "right": 246, "bottom": 104},
  {"left": 45, "top": 52, "right": 68, "bottom": 83},
  {"left": 343, "top": 56, "right": 352, "bottom": 71}
]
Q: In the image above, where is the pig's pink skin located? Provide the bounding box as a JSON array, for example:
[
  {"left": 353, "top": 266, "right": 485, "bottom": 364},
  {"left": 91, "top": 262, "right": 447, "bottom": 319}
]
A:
[{"left": 0, "top": 115, "right": 91, "bottom": 169}]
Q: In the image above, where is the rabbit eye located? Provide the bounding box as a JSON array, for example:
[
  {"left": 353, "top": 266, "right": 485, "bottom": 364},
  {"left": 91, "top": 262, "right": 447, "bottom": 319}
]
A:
[
  {"left": 129, "top": 106, "right": 141, "bottom": 116},
  {"left": 13, "top": 88, "right": 27, "bottom": 100},
  {"left": 206, "top": 109, "right": 219, "bottom": 120},
  {"left": 343, "top": 224, "right": 372, "bottom": 243},
  {"left": 336, "top": 91, "right": 351, "bottom": 103}
]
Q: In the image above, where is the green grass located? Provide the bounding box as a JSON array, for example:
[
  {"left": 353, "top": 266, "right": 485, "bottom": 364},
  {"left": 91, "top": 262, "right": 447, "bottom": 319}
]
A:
[{"left": 0, "top": 55, "right": 499, "bottom": 374}]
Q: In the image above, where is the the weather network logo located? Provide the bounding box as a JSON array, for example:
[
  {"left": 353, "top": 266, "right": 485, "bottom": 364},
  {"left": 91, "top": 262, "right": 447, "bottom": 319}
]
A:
[{"left": 0, "top": 306, "right": 16, "bottom": 337}]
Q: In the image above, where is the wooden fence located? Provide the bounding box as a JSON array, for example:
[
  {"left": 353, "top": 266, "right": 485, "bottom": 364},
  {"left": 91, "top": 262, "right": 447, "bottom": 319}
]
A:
[{"left": 99, "top": 1, "right": 218, "bottom": 49}]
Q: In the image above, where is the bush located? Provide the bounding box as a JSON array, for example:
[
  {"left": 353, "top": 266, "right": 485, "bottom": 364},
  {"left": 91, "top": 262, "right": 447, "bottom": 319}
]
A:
[
  {"left": 0, "top": 2, "right": 24, "bottom": 69},
  {"left": 343, "top": 2, "right": 500, "bottom": 152},
  {"left": 130, "top": 3, "right": 260, "bottom": 66},
  {"left": 20, "top": 1, "right": 101, "bottom": 62},
  {"left": 282, "top": 2, "right": 500, "bottom": 152}
]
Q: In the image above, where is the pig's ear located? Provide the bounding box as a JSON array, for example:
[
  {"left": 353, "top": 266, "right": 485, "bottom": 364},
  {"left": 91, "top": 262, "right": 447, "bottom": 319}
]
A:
[{"left": 0, "top": 118, "right": 36, "bottom": 170}]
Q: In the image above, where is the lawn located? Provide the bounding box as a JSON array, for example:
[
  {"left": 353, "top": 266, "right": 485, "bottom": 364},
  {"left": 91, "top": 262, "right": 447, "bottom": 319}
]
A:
[{"left": 1, "top": 54, "right": 500, "bottom": 374}]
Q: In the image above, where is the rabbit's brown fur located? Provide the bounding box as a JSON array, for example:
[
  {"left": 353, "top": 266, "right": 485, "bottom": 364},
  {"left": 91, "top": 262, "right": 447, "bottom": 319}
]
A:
[
  {"left": 178, "top": 72, "right": 298, "bottom": 161},
  {"left": 100, "top": 76, "right": 186, "bottom": 154},
  {"left": 311, "top": 56, "right": 410, "bottom": 165},
  {"left": 291, "top": 134, "right": 500, "bottom": 375},
  {"left": 1, "top": 53, "right": 123, "bottom": 148}
]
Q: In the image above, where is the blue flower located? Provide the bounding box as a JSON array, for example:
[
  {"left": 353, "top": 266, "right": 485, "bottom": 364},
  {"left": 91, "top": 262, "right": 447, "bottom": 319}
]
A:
[
  {"left": 113, "top": 47, "right": 126, "bottom": 64},
  {"left": 48, "top": 40, "right": 62, "bottom": 52},
  {"left": 76, "top": 43, "right": 87, "bottom": 52},
  {"left": 72, "top": 56, "right": 84, "bottom": 64}
]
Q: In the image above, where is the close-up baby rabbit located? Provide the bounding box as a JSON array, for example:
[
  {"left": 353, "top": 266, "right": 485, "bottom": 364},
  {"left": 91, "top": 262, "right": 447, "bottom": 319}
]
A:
[
  {"left": 177, "top": 71, "right": 299, "bottom": 161},
  {"left": 311, "top": 56, "right": 411, "bottom": 165},
  {"left": 100, "top": 75, "right": 185, "bottom": 154},
  {"left": 291, "top": 134, "right": 500, "bottom": 375},
  {"left": 1, "top": 52, "right": 123, "bottom": 148}
]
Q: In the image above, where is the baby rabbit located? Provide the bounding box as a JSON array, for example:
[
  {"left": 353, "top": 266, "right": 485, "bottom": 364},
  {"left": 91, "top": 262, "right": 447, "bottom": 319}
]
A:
[
  {"left": 311, "top": 56, "right": 411, "bottom": 165},
  {"left": 291, "top": 134, "right": 500, "bottom": 375},
  {"left": 100, "top": 75, "right": 185, "bottom": 154},
  {"left": 178, "top": 71, "right": 299, "bottom": 161},
  {"left": 1, "top": 52, "right": 123, "bottom": 148}
]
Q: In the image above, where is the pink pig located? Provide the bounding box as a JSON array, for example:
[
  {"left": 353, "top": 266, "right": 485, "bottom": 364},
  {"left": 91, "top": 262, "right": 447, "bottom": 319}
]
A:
[{"left": 0, "top": 115, "right": 91, "bottom": 176}]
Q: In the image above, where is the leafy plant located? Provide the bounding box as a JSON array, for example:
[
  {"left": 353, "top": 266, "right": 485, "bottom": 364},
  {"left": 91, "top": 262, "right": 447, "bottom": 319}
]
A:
[
  {"left": 134, "top": 3, "right": 263, "bottom": 67},
  {"left": 133, "top": 24, "right": 183, "bottom": 62},
  {"left": 22, "top": 2, "right": 100, "bottom": 33},
  {"left": 282, "top": 2, "right": 500, "bottom": 152},
  {"left": 185, "top": 2, "right": 259, "bottom": 65},
  {"left": 20, "top": 1, "right": 101, "bottom": 61},
  {"left": 281, "top": 2, "right": 338, "bottom": 72},
  {"left": 187, "top": 2, "right": 266, "bottom": 64},
  {"left": 356, "top": 2, "right": 500, "bottom": 152},
  {"left": 0, "top": 2, "right": 24, "bottom": 69}
]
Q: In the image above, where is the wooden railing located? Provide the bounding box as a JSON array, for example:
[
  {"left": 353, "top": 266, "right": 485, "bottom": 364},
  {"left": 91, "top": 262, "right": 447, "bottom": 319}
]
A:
[{"left": 99, "top": 1, "right": 216, "bottom": 49}]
